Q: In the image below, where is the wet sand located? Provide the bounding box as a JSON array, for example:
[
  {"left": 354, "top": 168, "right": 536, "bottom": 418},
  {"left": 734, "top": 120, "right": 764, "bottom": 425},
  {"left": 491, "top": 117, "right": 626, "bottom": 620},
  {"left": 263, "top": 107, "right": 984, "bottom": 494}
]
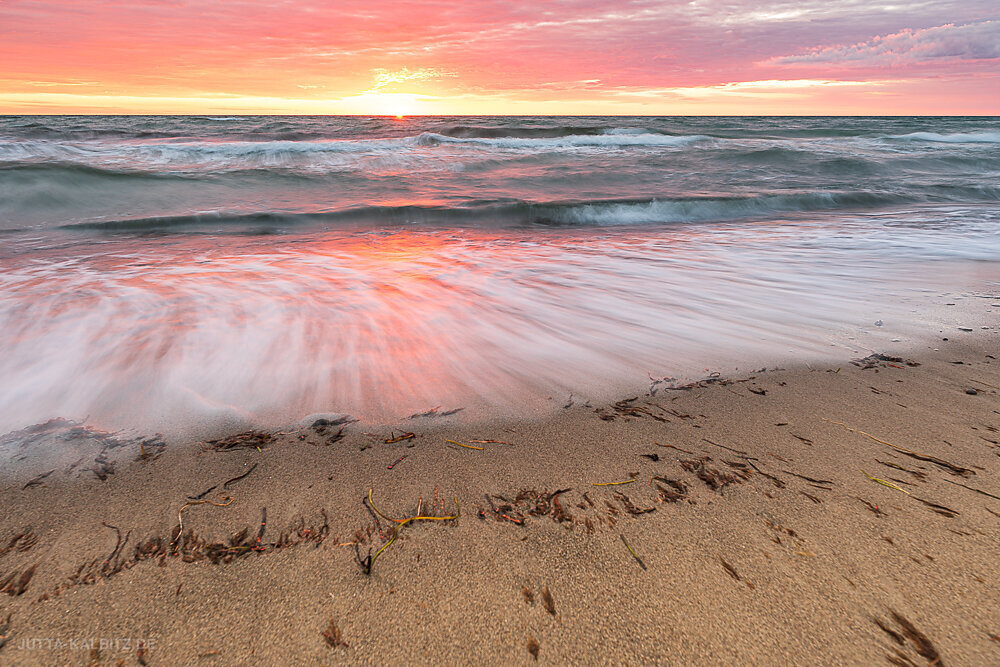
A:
[{"left": 0, "top": 325, "right": 998, "bottom": 664}]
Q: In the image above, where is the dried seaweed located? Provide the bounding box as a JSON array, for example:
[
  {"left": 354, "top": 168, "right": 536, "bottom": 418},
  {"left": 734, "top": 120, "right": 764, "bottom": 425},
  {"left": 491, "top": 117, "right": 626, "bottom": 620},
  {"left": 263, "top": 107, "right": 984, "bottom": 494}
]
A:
[
  {"left": 222, "top": 463, "right": 259, "bottom": 489},
  {"left": 322, "top": 619, "right": 348, "bottom": 648},
  {"left": 680, "top": 457, "right": 739, "bottom": 491},
  {"left": 912, "top": 497, "right": 958, "bottom": 518},
  {"left": 824, "top": 419, "right": 972, "bottom": 477},
  {"left": 652, "top": 477, "right": 688, "bottom": 503},
  {"left": 941, "top": 478, "right": 1000, "bottom": 502},
  {"left": 852, "top": 353, "right": 920, "bottom": 369},
  {"left": 889, "top": 610, "right": 942, "bottom": 665},
  {"left": 527, "top": 636, "right": 540, "bottom": 660},
  {"left": 1, "top": 564, "right": 37, "bottom": 596},
  {"left": 407, "top": 406, "right": 464, "bottom": 419},
  {"left": 205, "top": 431, "right": 273, "bottom": 451},
  {"left": 655, "top": 442, "right": 695, "bottom": 454},
  {"left": 856, "top": 497, "right": 886, "bottom": 517},
  {"left": 614, "top": 491, "right": 654, "bottom": 515},
  {"left": 522, "top": 586, "right": 534, "bottom": 605},
  {"left": 541, "top": 586, "right": 556, "bottom": 616},
  {"left": 21, "top": 470, "right": 54, "bottom": 490},
  {"left": 719, "top": 556, "right": 740, "bottom": 581},
  {"left": 0, "top": 530, "right": 37, "bottom": 558}
]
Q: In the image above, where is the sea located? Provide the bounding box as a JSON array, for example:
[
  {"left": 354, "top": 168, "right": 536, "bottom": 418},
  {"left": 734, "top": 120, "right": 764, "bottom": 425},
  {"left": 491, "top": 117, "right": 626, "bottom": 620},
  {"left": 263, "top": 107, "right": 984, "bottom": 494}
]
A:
[{"left": 0, "top": 115, "right": 997, "bottom": 436}]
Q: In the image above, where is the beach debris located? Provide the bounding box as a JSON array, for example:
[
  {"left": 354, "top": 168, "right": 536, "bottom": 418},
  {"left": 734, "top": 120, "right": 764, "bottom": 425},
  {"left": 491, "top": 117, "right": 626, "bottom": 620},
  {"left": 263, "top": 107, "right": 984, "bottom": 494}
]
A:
[
  {"left": 748, "top": 387, "right": 767, "bottom": 396},
  {"left": 719, "top": 556, "right": 741, "bottom": 581},
  {"left": 322, "top": 618, "right": 348, "bottom": 648},
  {"left": 470, "top": 439, "right": 513, "bottom": 445},
  {"left": 824, "top": 419, "right": 973, "bottom": 477},
  {"left": 800, "top": 491, "right": 822, "bottom": 504},
  {"left": 222, "top": 463, "right": 259, "bottom": 490},
  {"left": 873, "top": 610, "right": 942, "bottom": 666},
  {"left": 0, "top": 564, "right": 37, "bottom": 596},
  {"left": 0, "top": 530, "right": 37, "bottom": 558},
  {"left": 92, "top": 450, "right": 115, "bottom": 481},
  {"left": 522, "top": 586, "right": 534, "bottom": 605},
  {"left": 941, "top": 478, "right": 1000, "bottom": 501},
  {"left": 640, "top": 453, "right": 660, "bottom": 461},
  {"left": 863, "top": 470, "right": 911, "bottom": 495},
  {"left": 655, "top": 441, "right": 695, "bottom": 454},
  {"left": 137, "top": 436, "right": 167, "bottom": 462},
  {"left": 388, "top": 455, "right": 408, "bottom": 470},
  {"left": 791, "top": 433, "right": 814, "bottom": 446},
  {"left": 355, "top": 488, "right": 459, "bottom": 575},
  {"left": 614, "top": 491, "right": 654, "bottom": 515},
  {"left": 765, "top": 519, "right": 803, "bottom": 546},
  {"left": 527, "top": 636, "right": 540, "bottom": 661},
  {"left": 188, "top": 484, "right": 218, "bottom": 501},
  {"left": 966, "top": 388, "right": 978, "bottom": 395},
  {"left": 447, "top": 439, "right": 483, "bottom": 450},
  {"left": 912, "top": 497, "right": 958, "bottom": 518},
  {"left": 855, "top": 497, "right": 886, "bottom": 517},
  {"left": 205, "top": 431, "right": 273, "bottom": 451},
  {"left": 171, "top": 496, "right": 235, "bottom": 549},
  {"left": 486, "top": 489, "right": 575, "bottom": 525},
  {"left": 485, "top": 494, "right": 525, "bottom": 524},
  {"left": 592, "top": 478, "right": 635, "bottom": 487},
  {"left": 100, "top": 522, "right": 132, "bottom": 576},
  {"left": 541, "top": 586, "right": 556, "bottom": 616},
  {"left": 310, "top": 417, "right": 353, "bottom": 445},
  {"left": 21, "top": 470, "right": 54, "bottom": 490},
  {"left": 137, "top": 641, "right": 149, "bottom": 665},
  {"left": 852, "top": 353, "right": 920, "bottom": 370},
  {"left": 877, "top": 460, "right": 927, "bottom": 482},
  {"left": 384, "top": 431, "right": 415, "bottom": 444},
  {"left": 652, "top": 476, "right": 688, "bottom": 503},
  {"left": 620, "top": 534, "right": 647, "bottom": 570},
  {"left": 407, "top": 406, "right": 464, "bottom": 419},
  {"left": 680, "top": 457, "right": 738, "bottom": 491},
  {"left": 595, "top": 397, "right": 671, "bottom": 422}
]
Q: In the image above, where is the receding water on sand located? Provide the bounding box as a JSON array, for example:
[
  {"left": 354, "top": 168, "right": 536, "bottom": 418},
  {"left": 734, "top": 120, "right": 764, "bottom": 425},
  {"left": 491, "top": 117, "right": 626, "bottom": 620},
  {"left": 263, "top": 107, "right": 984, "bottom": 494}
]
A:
[{"left": 0, "top": 209, "right": 996, "bottom": 439}]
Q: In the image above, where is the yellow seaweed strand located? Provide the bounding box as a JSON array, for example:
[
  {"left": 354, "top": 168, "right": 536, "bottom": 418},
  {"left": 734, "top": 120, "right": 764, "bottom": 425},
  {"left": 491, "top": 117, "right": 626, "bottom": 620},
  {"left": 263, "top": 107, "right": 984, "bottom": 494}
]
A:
[
  {"left": 592, "top": 479, "right": 636, "bottom": 487},
  {"left": 862, "top": 470, "right": 911, "bottom": 495},
  {"left": 446, "top": 439, "right": 483, "bottom": 450},
  {"left": 368, "top": 496, "right": 460, "bottom": 568},
  {"left": 368, "top": 487, "right": 407, "bottom": 524}
]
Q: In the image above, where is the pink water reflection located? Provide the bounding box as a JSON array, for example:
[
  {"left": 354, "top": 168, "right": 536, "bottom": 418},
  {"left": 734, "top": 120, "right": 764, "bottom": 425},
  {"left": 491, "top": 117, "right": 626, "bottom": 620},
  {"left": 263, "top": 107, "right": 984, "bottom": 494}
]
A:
[{"left": 0, "top": 223, "right": 976, "bottom": 437}]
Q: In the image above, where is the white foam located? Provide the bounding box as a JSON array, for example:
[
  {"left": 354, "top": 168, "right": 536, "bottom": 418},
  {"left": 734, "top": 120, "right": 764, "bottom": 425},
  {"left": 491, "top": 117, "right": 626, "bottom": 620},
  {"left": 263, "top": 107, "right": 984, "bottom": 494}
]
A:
[{"left": 888, "top": 131, "right": 1000, "bottom": 144}]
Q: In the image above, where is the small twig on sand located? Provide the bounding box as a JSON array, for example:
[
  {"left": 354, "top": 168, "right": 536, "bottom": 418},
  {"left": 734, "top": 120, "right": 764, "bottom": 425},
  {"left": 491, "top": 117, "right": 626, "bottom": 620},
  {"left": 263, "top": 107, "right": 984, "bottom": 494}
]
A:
[
  {"left": 446, "top": 439, "right": 483, "bottom": 450},
  {"left": 592, "top": 478, "right": 635, "bottom": 487},
  {"left": 620, "top": 534, "right": 647, "bottom": 570}
]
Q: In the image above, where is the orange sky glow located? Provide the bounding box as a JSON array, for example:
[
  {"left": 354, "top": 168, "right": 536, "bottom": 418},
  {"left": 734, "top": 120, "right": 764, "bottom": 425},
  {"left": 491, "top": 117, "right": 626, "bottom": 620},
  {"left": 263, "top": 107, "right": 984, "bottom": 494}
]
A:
[{"left": 1, "top": 1, "right": 997, "bottom": 115}]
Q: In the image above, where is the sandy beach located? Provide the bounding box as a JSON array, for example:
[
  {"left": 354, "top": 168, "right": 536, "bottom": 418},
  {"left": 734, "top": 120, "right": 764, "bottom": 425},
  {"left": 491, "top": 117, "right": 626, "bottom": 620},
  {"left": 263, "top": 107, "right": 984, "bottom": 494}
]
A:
[{"left": 0, "top": 300, "right": 997, "bottom": 666}]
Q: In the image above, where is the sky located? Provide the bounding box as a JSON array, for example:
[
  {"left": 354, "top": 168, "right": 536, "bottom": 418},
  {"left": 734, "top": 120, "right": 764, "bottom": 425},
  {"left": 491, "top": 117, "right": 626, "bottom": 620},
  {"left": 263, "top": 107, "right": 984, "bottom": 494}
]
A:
[{"left": 0, "top": 0, "right": 997, "bottom": 115}]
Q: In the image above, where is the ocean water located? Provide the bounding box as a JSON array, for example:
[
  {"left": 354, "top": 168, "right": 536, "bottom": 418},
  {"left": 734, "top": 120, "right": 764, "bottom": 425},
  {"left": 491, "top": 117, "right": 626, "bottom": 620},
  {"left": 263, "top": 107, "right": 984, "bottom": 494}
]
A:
[{"left": 0, "top": 116, "right": 998, "bottom": 436}]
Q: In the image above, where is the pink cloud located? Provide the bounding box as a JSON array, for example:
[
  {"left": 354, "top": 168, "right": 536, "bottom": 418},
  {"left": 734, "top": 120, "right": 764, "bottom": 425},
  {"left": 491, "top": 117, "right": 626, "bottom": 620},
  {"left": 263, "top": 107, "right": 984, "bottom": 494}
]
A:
[{"left": 771, "top": 20, "right": 1000, "bottom": 66}]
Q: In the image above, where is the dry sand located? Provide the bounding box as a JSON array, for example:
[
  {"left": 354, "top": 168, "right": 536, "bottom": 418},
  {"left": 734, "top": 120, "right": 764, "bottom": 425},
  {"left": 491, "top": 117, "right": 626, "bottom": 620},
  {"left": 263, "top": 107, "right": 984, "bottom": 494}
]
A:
[{"left": 0, "top": 317, "right": 998, "bottom": 664}]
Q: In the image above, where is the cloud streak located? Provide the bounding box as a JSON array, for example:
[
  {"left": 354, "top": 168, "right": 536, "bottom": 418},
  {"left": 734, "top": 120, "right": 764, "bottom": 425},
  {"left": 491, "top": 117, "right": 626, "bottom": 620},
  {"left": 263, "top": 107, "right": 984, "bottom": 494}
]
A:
[{"left": 772, "top": 20, "right": 1000, "bottom": 66}]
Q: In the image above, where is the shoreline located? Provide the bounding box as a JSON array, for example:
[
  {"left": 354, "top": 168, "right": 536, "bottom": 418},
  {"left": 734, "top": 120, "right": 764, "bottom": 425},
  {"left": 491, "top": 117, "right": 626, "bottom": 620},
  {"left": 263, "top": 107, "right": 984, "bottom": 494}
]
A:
[{"left": 0, "top": 325, "right": 998, "bottom": 663}]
